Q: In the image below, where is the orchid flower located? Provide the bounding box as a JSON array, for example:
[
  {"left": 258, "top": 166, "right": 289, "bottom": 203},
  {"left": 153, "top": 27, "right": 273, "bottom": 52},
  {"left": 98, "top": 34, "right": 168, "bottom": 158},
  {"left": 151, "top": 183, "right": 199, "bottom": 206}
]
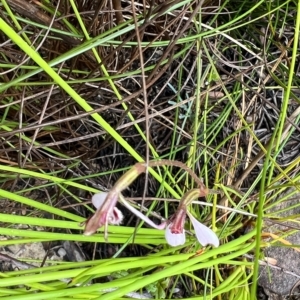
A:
[
  {"left": 165, "top": 189, "right": 219, "bottom": 247},
  {"left": 91, "top": 192, "right": 123, "bottom": 225},
  {"left": 84, "top": 163, "right": 146, "bottom": 236},
  {"left": 165, "top": 209, "right": 219, "bottom": 247},
  {"left": 84, "top": 192, "right": 165, "bottom": 236},
  {"left": 84, "top": 189, "right": 120, "bottom": 236}
]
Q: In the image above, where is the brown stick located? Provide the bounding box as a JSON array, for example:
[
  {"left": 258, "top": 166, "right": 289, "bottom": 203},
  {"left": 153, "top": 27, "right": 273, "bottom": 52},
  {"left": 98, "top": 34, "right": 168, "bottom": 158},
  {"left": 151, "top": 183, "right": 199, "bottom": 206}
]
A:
[{"left": 112, "top": 0, "right": 125, "bottom": 24}]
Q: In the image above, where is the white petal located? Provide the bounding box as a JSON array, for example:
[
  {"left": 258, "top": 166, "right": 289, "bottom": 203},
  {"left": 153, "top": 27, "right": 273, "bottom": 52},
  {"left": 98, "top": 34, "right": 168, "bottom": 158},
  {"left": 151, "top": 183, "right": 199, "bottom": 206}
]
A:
[
  {"left": 92, "top": 192, "right": 108, "bottom": 209},
  {"left": 165, "top": 224, "right": 186, "bottom": 246},
  {"left": 119, "top": 196, "right": 166, "bottom": 230},
  {"left": 188, "top": 212, "right": 219, "bottom": 247}
]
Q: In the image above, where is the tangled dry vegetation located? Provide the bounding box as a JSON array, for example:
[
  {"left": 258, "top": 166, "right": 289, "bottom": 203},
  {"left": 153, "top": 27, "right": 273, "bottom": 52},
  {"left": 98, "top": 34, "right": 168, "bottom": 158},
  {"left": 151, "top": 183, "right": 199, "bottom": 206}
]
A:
[{"left": 1, "top": 0, "right": 298, "bottom": 183}]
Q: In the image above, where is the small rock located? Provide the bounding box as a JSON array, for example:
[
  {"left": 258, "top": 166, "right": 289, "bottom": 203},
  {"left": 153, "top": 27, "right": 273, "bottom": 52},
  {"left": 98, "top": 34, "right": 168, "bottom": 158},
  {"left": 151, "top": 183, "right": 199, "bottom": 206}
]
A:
[{"left": 259, "top": 191, "right": 300, "bottom": 297}]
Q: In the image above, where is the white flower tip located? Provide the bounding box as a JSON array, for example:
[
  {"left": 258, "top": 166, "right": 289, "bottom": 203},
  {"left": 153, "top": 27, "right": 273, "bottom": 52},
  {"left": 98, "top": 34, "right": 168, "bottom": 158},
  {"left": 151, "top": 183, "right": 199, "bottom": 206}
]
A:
[
  {"left": 165, "top": 224, "right": 186, "bottom": 247},
  {"left": 92, "top": 192, "right": 108, "bottom": 209},
  {"left": 157, "top": 221, "right": 167, "bottom": 230},
  {"left": 83, "top": 230, "right": 93, "bottom": 236},
  {"left": 200, "top": 232, "right": 219, "bottom": 248},
  {"left": 188, "top": 213, "right": 220, "bottom": 248}
]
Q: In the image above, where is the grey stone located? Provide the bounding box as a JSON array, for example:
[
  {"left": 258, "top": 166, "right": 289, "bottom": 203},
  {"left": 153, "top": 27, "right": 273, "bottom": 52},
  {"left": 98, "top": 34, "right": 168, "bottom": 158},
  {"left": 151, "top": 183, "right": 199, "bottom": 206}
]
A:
[{"left": 258, "top": 192, "right": 300, "bottom": 297}]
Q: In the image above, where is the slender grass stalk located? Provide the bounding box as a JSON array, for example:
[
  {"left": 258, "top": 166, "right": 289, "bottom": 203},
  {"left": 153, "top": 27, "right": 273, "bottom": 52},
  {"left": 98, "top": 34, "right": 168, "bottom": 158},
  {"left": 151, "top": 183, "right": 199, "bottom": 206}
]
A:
[{"left": 250, "top": 3, "right": 300, "bottom": 299}]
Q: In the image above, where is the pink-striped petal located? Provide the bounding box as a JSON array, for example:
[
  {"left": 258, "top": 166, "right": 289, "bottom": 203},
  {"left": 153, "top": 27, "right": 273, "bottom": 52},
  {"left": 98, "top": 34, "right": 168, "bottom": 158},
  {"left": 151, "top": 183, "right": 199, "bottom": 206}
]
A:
[
  {"left": 108, "top": 207, "right": 124, "bottom": 225},
  {"left": 165, "top": 224, "right": 186, "bottom": 246}
]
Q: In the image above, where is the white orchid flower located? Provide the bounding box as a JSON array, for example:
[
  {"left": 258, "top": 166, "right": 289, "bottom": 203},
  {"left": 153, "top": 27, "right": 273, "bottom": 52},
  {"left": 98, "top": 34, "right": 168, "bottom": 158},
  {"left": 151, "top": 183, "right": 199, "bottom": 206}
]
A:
[{"left": 164, "top": 189, "right": 219, "bottom": 247}]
